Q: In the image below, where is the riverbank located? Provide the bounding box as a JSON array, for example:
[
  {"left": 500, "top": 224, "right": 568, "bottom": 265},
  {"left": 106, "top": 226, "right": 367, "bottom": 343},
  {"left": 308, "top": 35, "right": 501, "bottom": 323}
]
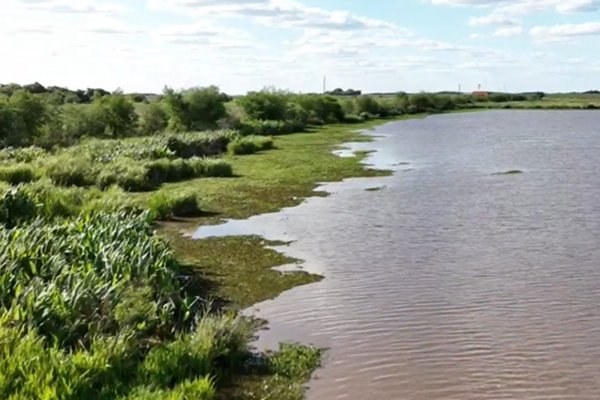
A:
[
  {"left": 151, "top": 118, "right": 397, "bottom": 398},
  {"left": 157, "top": 118, "right": 394, "bottom": 308}
]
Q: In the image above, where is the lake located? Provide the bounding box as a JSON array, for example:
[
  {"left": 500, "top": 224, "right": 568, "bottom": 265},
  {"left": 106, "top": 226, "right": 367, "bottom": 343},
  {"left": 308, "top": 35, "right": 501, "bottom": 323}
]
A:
[{"left": 195, "top": 110, "right": 600, "bottom": 400}]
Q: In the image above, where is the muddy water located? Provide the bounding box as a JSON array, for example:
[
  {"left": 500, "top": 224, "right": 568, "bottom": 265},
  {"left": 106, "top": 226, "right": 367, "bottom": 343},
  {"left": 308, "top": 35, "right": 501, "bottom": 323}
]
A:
[{"left": 195, "top": 111, "right": 600, "bottom": 400}]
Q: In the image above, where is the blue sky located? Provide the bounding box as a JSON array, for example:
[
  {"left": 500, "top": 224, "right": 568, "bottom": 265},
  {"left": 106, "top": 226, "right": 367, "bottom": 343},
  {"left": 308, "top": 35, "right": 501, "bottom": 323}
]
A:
[{"left": 1, "top": 0, "right": 600, "bottom": 93}]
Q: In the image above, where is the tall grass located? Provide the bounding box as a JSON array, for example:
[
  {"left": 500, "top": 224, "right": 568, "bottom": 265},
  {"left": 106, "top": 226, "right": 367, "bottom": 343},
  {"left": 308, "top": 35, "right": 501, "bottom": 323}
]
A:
[
  {"left": 228, "top": 135, "right": 274, "bottom": 155},
  {"left": 0, "top": 164, "right": 39, "bottom": 184}
]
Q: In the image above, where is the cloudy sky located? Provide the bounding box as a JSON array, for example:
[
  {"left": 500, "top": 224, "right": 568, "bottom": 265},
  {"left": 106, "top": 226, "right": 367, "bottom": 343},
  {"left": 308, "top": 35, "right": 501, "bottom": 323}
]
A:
[{"left": 1, "top": 0, "right": 600, "bottom": 94}]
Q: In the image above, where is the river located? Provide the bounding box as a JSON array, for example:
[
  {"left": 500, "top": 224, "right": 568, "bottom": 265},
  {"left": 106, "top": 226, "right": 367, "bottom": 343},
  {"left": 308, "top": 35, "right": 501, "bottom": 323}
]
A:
[{"left": 195, "top": 110, "right": 600, "bottom": 400}]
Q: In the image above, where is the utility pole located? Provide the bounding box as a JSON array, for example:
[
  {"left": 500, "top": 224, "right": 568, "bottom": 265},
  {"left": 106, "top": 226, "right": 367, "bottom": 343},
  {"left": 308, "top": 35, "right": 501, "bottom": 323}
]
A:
[{"left": 323, "top": 75, "right": 327, "bottom": 94}]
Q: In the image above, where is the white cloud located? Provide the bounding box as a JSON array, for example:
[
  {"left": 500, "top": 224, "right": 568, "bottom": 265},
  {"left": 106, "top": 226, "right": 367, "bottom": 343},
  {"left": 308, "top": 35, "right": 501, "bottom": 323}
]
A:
[
  {"left": 469, "top": 14, "right": 520, "bottom": 26},
  {"left": 531, "top": 21, "right": 600, "bottom": 42},
  {"left": 428, "top": 0, "right": 600, "bottom": 14},
  {"left": 18, "top": 0, "right": 127, "bottom": 15},
  {"left": 494, "top": 26, "right": 523, "bottom": 37}
]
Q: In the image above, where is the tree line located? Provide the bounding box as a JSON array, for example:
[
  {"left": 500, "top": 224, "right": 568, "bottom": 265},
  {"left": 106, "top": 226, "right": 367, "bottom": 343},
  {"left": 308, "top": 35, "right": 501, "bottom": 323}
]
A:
[{"left": 1, "top": 83, "right": 546, "bottom": 149}]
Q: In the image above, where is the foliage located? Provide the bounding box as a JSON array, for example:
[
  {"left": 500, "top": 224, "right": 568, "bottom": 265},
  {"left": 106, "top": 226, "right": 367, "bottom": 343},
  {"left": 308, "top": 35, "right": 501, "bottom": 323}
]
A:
[
  {"left": 0, "top": 90, "right": 48, "bottom": 147},
  {"left": 238, "top": 89, "right": 290, "bottom": 121},
  {"left": 0, "top": 164, "right": 38, "bottom": 184},
  {"left": 93, "top": 93, "right": 139, "bottom": 137},
  {"left": 139, "top": 102, "right": 169, "bottom": 135},
  {"left": 238, "top": 120, "right": 304, "bottom": 136},
  {"left": 148, "top": 191, "right": 202, "bottom": 220},
  {"left": 356, "top": 95, "right": 381, "bottom": 115},
  {"left": 163, "top": 86, "right": 228, "bottom": 131},
  {"left": 266, "top": 343, "right": 322, "bottom": 381},
  {"left": 293, "top": 95, "right": 344, "bottom": 124},
  {"left": 0, "top": 186, "right": 37, "bottom": 227},
  {"left": 228, "top": 136, "right": 274, "bottom": 155}
]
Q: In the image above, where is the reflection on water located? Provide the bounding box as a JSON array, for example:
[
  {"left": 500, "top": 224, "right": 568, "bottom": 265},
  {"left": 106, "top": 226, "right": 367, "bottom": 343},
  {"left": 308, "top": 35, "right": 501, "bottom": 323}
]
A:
[{"left": 195, "top": 111, "right": 600, "bottom": 400}]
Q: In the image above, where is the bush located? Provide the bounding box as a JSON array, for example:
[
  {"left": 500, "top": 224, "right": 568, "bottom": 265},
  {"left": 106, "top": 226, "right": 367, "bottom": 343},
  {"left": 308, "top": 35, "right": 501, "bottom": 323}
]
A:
[
  {"left": 0, "top": 164, "right": 38, "bottom": 184},
  {"left": 93, "top": 93, "right": 139, "bottom": 137},
  {"left": 164, "top": 86, "right": 228, "bottom": 131},
  {"left": 238, "top": 90, "right": 290, "bottom": 121},
  {"left": 356, "top": 96, "right": 381, "bottom": 115},
  {"left": 227, "top": 136, "right": 274, "bottom": 155},
  {"left": 293, "top": 95, "right": 344, "bottom": 123},
  {"left": 139, "top": 102, "right": 169, "bottom": 135}
]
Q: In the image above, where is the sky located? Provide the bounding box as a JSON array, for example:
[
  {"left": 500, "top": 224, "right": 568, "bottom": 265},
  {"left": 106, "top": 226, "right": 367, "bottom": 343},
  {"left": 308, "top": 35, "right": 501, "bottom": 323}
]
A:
[{"left": 1, "top": 0, "right": 600, "bottom": 94}]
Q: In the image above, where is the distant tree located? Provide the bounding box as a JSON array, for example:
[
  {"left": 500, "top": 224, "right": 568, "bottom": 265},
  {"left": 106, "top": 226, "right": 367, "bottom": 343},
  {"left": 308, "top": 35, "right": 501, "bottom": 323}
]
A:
[
  {"left": 163, "top": 86, "right": 228, "bottom": 131},
  {"left": 93, "top": 93, "right": 138, "bottom": 136},
  {"left": 294, "top": 95, "right": 344, "bottom": 123},
  {"left": 23, "top": 82, "right": 47, "bottom": 94},
  {"left": 139, "top": 102, "right": 169, "bottom": 135},
  {"left": 0, "top": 90, "right": 48, "bottom": 146},
  {"left": 238, "top": 89, "right": 290, "bottom": 121}
]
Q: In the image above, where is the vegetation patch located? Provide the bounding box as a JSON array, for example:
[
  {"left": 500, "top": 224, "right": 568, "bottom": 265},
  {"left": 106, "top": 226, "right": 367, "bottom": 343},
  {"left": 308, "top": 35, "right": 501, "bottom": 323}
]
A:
[{"left": 493, "top": 169, "right": 524, "bottom": 175}]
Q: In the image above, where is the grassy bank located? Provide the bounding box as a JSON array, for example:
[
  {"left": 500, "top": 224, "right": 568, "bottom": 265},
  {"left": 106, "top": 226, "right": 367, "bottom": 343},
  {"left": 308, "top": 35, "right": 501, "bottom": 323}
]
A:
[{"left": 157, "top": 119, "right": 392, "bottom": 307}]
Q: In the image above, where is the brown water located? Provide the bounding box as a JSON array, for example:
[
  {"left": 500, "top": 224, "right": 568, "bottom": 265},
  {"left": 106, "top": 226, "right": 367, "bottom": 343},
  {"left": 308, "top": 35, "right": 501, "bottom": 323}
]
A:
[{"left": 195, "top": 110, "right": 600, "bottom": 400}]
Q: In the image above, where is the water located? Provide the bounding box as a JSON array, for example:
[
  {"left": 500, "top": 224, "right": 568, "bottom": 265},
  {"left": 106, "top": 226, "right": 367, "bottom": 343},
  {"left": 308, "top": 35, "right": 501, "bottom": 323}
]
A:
[{"left": 195, "top": 110, "right": 600, "bottom": 400}]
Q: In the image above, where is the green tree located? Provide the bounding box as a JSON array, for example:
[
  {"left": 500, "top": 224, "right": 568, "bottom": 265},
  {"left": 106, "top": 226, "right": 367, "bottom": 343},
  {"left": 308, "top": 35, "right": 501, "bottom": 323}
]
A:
[
  {"left": 163, "top": 86, "right": 228, "bottom": 131},
  {"left": 0, "top": 90, "right": 48, "bottom": 146},
  {"left": 238, "top": 89, "right": 290, "bottom": 121},
  {"left": 140, "top": 102, "right": 169, "bottom": 135},
  {"left": 93, "top": 93, "right": 138, "bottom": 137}
]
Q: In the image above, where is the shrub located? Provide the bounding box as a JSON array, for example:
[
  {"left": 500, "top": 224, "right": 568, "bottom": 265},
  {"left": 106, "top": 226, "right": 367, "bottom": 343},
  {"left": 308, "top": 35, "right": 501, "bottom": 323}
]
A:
[
  {"left": 293, "top": 95, "right": 344, "bottom": 123},
  {"left": 356, "top": 96, "right": 381, "bottom": 115},
  {"left": 0, "top": 164, "right": 38, "bottom": 184},
  {"left": 93, "top": 93, "right": 139, "bottom": 137},
  {"left": 139, "top": 102, "right": 169, "bottom": 135},
  {"left": 164, "top": 86, "right": 228, "bottom": 131},
  {"left": 238, "top": 90, "right": 290, "bottom": 121}
]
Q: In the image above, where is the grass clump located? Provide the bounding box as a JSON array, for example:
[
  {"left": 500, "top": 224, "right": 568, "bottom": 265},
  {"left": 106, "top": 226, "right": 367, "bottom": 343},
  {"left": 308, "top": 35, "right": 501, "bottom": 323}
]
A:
[
  {"left": 149, "top": 191, "right": 202, "bottom": 220},
  {"left": 228, "top": 136, "right": 274, "bottom": 155},
  {"left": 0, "top": 163, "right": 39, "bottom": 184},
  {"left": 44, "top": 154, "right": 98, "bottom": 187}
]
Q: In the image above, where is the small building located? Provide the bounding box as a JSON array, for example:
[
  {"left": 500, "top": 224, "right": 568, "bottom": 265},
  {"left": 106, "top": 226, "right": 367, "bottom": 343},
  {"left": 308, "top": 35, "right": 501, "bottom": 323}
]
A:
[{"left": 472, "top": 91, "right": 489, "bottom": 98}]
